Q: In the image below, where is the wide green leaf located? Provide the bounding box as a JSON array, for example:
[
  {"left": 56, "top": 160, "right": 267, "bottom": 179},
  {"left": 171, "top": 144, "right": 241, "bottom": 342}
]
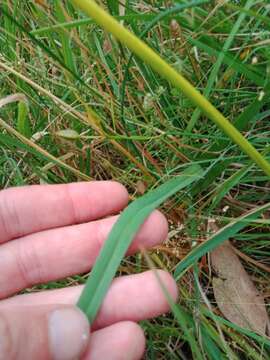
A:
[{"left": 77, "top": 164, "right": 204, "bottom": 322}]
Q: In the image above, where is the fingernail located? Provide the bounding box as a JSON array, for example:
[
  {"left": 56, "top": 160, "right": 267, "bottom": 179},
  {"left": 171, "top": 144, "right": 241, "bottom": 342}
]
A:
[{"left": 48, "top": 307, "right": 90, "bottom": 360}]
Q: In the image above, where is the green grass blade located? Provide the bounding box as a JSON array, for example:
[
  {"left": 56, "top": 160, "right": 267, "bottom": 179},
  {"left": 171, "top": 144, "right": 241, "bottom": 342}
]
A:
[
  {"left": 226, "top": 3, "right": 270, "bottom": 31},
  {"left": 143, "top": 255, "right": 204, "bottom": 360},
  {"left": 203, "top": 309, "right": 270, "bottom": 348},
  {"left": 0, "top": 6, "right": 99, "bottom": 99},
  {"left": 31, "top": 13, "right": 189, "bottom": 36},
  {"left": 200, "top": 327, "right": 226, "bottom": 360},
  {"left": 17, "top": 99, "right": 31, "bottom": 138},
  {"left": 234, "top": 90, "right": 270, "bottom": 131},
  {"left": 70, "top": 0, "right": 270, "bottom": 177},
  {"left": 188, "top": 37, "right": 264, "bottom": 87},
  {"left": 0, "top": 117, "right": 90, "bottom": 181},
  {"left": 55, "top": 2, "right": 77, "bottom": 74},
  {"left": 93, "top": 33, "right": 119, "bottom": 96},
  {"left": 186, "top": 0, "right": 255, "bottom": 133},
  {"left": 120, "top": 0, "right": 209, "bottom": 122},
  {"left": 2, "top": 0, "right": 19, "bottom": 61},
  {"left": 211, "top": 87, "right": 270, "bottom": 151},
  {"left": 77, "top": 164, "right": 204, "bottom": 323},
  {"left": 106, "top": 0, "right": 119, "bottom": 15},
  {"left": 174, "top": 202, "right": 270, "bottom": 280},
  {"left": 210, "top": 165, "right": 250, "bottom": 210}
]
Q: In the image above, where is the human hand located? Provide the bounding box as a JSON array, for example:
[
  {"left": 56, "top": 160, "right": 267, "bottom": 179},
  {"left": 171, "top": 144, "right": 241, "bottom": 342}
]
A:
[{"left": 0, "top": 181, "right": 178, "bottom": 359}]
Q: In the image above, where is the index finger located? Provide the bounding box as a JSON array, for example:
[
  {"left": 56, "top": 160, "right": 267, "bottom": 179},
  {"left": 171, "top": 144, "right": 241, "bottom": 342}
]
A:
[{"left": 0, "top": 181, "right": 128, "bottom": 244}]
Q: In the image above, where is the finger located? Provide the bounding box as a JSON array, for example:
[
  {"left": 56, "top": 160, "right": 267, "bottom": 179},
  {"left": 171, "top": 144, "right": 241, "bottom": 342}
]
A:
[
  {"left": 0, "top": 304, "right": 90, "bottom": 360},
  {"left": 0, "top": 181, "right": 128, "bottom": 243},
  {"left": 0, "top": 211, "right": 168, "bottom": 297},
  {"left": 1, "top": 270, "right": 178, "bottom": 330},
  {"left": 83, "top": 322, "right": 145, "bottom": 360}
]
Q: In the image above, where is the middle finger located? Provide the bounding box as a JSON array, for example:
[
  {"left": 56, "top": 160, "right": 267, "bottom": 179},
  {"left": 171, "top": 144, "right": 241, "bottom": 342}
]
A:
[{"left": 0, "top": 211, "right": 167, "bottom": 298}]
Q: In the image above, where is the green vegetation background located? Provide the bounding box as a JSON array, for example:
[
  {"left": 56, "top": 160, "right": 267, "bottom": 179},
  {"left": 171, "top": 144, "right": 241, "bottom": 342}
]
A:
[{"left": 0, "top": 1, "right": 270, "bottom": 358}]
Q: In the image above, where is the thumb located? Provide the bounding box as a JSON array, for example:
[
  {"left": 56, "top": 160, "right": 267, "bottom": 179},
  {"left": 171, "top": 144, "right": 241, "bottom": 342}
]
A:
[{"left": 0, "top": 305, "right": 90, "bottom": 360}]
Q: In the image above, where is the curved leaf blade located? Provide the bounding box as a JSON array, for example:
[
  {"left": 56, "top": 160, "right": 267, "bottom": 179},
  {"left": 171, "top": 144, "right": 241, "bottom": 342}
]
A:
[{"left": 77, "top": 164, "right": 204, "bottom": 322}]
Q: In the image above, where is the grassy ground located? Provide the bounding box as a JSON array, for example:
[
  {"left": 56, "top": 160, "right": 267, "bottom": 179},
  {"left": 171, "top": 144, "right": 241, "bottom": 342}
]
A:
[{"left": 0, "top": 0, "right": 270, "bottom": 358}]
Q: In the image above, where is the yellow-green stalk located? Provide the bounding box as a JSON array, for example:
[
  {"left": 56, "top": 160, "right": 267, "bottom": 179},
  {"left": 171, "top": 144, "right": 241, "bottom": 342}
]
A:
[{"left": 71, "top": 0, "right": 270, "bottom": 176}]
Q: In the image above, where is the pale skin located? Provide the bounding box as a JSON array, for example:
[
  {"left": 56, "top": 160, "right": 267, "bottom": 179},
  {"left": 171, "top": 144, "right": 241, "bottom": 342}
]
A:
[{"left": 0, "top": 181, "right": 178, "bottom": 360}]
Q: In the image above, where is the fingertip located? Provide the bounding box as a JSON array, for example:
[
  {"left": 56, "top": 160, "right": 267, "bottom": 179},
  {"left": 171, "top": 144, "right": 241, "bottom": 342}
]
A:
[
  {"left": 69, "top": 181, "right": 129, "bottom": 222},
  {"left": 101, "top": 181, "right": 129, "bottom": 210},
  {"left": 124, "top": 321, "right": 146, "bottom": 360},
  {"left": 116, "top": 321, "right": 146, "bottom": 360},
  {"left": 130, "top": 210, "right": 168, "bottom": 252},
  {"left": 151, "top": 210, "right": 169, "bottom": 243},
  {"left": 85, "top": 321, "right": 145, "bottom": 360},
  {"left": 48, "top": 306, "right": 90, "bottom": 360},
  {"left": 109, "top": 181, "right": 129, "bottom": 204}
]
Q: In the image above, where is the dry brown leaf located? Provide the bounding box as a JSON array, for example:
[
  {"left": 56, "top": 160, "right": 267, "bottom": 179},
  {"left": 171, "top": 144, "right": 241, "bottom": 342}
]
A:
[{"left": 210, "top": 240, "right": 270, "bottom": 335}]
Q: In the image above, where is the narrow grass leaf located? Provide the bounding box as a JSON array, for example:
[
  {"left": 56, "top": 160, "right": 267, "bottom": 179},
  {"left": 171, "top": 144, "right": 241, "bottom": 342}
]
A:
[
  {"left": 77, "top": 164, "right": 204, "bottom": 323},
  {"left": 174, "top": 202, "right": 270, "bottom": 280},
  {"left": 31, "top": 11, "right": 211, "bottom": 36},
  {"left": 210, "top": 165, "right": 250, "bottom": 210},
  {"left": 55, "top": 2, "right": 77, "bottom": 74},
  {"left": 204, "top": 310, "right": 270, "bottom": 348},
  {"left": 226, "top": 3, "right": 270, "bottom": 31},
  {"left": 188, "top": 37, "right": 265, "bottom": 87},
  {"left": 120, "top": 0, "right": 209, "bottom": 120},
  {"left": 70, "top": 0, "right": 270, "bottom": 177},
  {"left": 0, "top": 117, "right": 90, "bottom": 181},
  {"left": 143, "top": 252, "right": 204, "bottom": 360},
  {"left": 106, "top": 0, "right": 119, "bottom": 15},
  {"left": 186, "top": 0, "right": 255, "bottom": 133},
  {"left": 0, "top": 6, "right": 99, "bottom": 99},
  {"left": 0, "top": 93, "right": 31, "bottom": 139},
  {"left": 17, "top": 100, "right": 31, "bottom": 138},
  {"left": 200, "top": 326, "right": 227, "bottom": 360},
  {"left": 234, "top": 91, "right": 270, "bottom": 131},
  {"left": 212, "top": 88, "right": 270, "bottom": 151}
]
